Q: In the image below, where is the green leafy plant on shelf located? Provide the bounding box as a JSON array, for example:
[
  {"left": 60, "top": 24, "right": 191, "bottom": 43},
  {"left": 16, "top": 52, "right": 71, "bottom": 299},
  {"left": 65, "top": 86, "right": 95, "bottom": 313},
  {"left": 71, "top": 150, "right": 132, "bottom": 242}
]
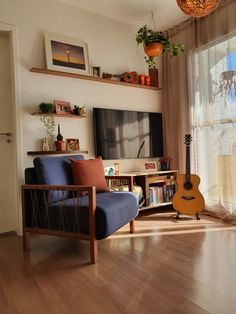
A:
[
  {"left": 136, "top": 25, "right": 184, "bottom": 68},
  {"left": 39, "top": 102, "right": 55, "bottom": 114},
  {"left": 38, "top": 102, "right": 55, "bottom": 138}
]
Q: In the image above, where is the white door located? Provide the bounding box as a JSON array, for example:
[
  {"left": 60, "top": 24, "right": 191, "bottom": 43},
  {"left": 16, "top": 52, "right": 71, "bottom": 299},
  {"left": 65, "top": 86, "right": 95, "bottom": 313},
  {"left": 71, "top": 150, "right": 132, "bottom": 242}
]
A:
[{"left": 0, "top": 32, "right": 18, "bottom": 233}]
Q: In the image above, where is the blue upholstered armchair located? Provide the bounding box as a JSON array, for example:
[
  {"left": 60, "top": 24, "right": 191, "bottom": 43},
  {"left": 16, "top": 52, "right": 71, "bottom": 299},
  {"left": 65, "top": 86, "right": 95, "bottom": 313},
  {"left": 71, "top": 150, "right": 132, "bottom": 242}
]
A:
[{"left": 22, "top": 155, "right": 138, "bottom": 264}]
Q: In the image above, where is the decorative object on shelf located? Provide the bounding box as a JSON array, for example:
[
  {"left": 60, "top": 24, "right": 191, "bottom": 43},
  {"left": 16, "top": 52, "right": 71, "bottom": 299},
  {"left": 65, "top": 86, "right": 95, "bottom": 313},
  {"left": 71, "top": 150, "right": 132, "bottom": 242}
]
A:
[
  {"left": 145, "top": 75, "right": 150, "bottom": 86},
  {"left": 102, "top": 72, "right": 121, "bottom": 80},
  {"left": 121, "top": 71, "right": 139, "bottom": 84},
  {"left": 104, "top": 166, "right": 115, "bottom": 175},
  {"left": 176, "top": 0, "right": 220, "bottom": 18},
  {"left": 55, "top": 124, "right": 65, "bottom": 151},
  {"left": 92, "top": 66, "right": 101, "bottom": 77},
  {"left": 114, "top": 162, "right": 120, "bottom": 175},
  {"left": 66, "top": 138, "right": 80, "bottom": 151},
  {"left": 143, "top": 161, "right": 157, "bottom": 172},
  {"left": 159, "top": 156, "right": 172, "bottom": 171},
  {"left": 54, "top": 100, "right": 72, "bottom": 115},
  {"left": 102, "top": 71, "right": 139, "bottom": 84},
  {"left": 73, "top": 105, "right": 86, "bottom": 116},
  {"left": 42, "top": 138, "right": 50, "bottom": 151},
  {"left": 39, "top": 102, "right": 55, "bottom": 114},
  {"left": 44, "top": 32, "right": 90, "bottom": 75},
  {"left": 149, "top": 68, "right": 159, "bottom": 87},
  {"left": 136, "top": 23, "right": 184, "bottom": 68},
  {"left": 139, "top": 74, "right": 145, "bottom": 85}
]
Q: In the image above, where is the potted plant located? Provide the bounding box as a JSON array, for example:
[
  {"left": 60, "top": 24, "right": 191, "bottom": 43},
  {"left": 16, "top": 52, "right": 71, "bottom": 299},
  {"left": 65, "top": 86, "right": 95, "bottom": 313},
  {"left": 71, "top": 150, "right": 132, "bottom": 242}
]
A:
[
  {"left": 39, "top": 102, "right": 55, "bottom": 114},
  {"left": 159, "top": 156, "right": 172, "bottom": 171},
  {"left": 136, "top": 25, "right": 184, "bottom": 68},
  {"left": 55, "top": 124, "right": 65, "bottom": 151}
]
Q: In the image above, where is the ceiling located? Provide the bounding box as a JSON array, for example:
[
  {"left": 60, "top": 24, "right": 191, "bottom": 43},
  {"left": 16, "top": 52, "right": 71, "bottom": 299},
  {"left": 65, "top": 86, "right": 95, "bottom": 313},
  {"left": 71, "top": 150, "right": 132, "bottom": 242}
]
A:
[{"left": 58, "top": 0, "right": 188, "bottom": 30}]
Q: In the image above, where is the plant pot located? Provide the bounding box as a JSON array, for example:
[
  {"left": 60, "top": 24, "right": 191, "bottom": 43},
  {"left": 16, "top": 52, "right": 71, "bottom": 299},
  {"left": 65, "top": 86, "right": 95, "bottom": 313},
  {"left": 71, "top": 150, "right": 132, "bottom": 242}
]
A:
[
  {"left": 55, "top": 140, "right": 65, "bottom": 151},
  {"left": 160, "top": 162, "right": 170, "bottom": 171},
  {"left": 144, "top": 43, "right": 163, "bottom": 57}
]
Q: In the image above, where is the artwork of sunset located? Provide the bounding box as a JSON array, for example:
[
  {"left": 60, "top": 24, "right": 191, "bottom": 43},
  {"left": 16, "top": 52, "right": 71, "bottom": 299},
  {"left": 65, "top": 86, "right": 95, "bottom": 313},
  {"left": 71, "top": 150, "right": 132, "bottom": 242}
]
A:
[{"left": 51, "top": 40, "right": 86, "bottom": 70}]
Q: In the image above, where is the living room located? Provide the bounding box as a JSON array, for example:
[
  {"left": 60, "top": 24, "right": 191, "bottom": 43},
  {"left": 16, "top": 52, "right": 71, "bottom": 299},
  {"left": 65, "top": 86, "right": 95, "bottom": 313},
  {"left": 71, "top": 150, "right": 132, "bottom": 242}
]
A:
[{"left": 1, "top": 0, "right": 236, "bottom": 313}]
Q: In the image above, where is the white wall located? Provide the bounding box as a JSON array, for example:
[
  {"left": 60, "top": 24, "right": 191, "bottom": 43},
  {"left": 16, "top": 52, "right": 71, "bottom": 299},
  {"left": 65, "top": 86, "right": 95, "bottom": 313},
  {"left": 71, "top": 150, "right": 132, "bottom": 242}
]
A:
[{"left": 0, "top": 0, "right": 163, "bottom": 173}]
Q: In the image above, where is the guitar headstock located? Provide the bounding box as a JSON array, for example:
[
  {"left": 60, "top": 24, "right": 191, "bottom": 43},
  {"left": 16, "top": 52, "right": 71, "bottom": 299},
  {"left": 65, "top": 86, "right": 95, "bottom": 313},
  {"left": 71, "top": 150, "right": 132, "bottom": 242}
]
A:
[{"left": 184, "top": 134, "right": 192, "bottom": 145}]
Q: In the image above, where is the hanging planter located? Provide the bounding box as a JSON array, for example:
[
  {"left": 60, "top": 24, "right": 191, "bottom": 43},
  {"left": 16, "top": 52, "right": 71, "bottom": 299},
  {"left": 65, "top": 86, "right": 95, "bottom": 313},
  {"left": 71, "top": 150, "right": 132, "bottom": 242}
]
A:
[
  {"left": 144, "top": 43, "right": 163, "bottom": 57},
  {"left": 136, "top": 25, "right": 184, "bottom": 68}
]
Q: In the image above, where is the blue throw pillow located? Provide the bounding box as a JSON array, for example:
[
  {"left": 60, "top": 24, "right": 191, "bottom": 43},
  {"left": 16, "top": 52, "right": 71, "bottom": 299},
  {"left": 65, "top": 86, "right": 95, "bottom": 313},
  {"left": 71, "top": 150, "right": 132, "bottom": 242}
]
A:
[{"left": 34, "top": 155, "right": 84, "bottom": 202}]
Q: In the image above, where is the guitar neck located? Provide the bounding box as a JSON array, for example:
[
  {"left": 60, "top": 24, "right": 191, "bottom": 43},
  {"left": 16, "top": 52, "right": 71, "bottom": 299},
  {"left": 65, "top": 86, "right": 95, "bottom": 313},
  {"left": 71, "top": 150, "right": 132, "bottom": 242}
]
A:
[{"left": 186, "top": 144, "right": 191, "bottom": 182}]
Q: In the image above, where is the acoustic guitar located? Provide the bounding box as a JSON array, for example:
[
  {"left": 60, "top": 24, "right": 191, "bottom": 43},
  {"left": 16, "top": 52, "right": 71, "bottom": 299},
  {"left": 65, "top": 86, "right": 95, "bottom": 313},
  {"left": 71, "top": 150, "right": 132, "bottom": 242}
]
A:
[{"left": 172, "top": 134, "right": 205, "bottom": 220}]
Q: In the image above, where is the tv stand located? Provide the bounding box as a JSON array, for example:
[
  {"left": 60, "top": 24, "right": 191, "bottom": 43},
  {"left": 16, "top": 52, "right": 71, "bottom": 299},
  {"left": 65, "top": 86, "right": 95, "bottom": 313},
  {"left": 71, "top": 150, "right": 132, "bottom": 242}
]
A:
[{"left": 106, "top": 170, "right": 178, "bottom": 210}]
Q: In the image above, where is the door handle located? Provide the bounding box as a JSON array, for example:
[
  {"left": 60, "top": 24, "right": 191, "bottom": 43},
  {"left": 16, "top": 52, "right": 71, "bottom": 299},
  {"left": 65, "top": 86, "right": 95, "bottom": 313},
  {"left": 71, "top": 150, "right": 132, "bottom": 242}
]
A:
[
  {"left": 0, "top": 132, "right": 12, "bottom": 143},
  {"left": 0, "top": 132, "right": 11, "bottom": 136}
]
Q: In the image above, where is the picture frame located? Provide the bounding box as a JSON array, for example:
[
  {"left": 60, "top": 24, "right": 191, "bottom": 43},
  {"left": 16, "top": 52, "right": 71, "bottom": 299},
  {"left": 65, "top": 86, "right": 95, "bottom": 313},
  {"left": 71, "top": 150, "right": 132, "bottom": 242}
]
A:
[
  {"left": 54, "top": 100, "right": 72, "bottom": 115},
  {"left": 143, "top": 161, "right": 157, "bottom": 172},
  {"left": 92, "top": 66, "right": 101, "bottom": 77},
  {"left": 44, "top": 32, "right": 90, "bottom": 75},
  {"left": 66, "top": 138, "right": 80, "bottom": 151}
]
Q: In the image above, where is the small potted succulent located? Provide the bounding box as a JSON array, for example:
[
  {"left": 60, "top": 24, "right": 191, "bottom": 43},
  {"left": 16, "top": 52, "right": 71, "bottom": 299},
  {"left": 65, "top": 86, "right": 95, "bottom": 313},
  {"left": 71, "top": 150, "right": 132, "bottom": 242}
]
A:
[
  {"left": 136, "top": 25, "right": 184, "bottom": 68},
  {"left": 55, "top": 124, "right": 65, "bottom": 151}
]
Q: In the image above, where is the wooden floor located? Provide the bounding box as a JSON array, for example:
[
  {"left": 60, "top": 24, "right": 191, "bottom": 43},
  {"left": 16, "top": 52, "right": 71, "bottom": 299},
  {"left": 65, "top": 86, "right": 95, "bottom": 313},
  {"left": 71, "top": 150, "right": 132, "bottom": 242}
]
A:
[{"left": 1, "top": 210, "right": 236, "bottom": 314}]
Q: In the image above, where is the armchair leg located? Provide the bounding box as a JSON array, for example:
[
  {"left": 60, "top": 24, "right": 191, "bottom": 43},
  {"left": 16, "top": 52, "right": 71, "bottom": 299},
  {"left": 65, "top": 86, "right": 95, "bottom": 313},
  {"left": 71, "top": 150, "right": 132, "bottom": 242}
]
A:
[
  {"left": 129, "top": 220, "right": 135, "bottom": 233},
  {"left": 90, "top": 238, "right": 98, "bottom": 264}
]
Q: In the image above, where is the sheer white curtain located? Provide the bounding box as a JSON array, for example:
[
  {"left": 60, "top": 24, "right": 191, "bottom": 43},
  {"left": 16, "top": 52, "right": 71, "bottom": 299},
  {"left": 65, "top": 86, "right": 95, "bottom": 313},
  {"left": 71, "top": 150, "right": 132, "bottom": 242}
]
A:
[
  {"left": 163, "top": 0, "right": 236, "bottom": 221},
  {"left": 189, "top": 33, "right": 236, "bottom": 221}
]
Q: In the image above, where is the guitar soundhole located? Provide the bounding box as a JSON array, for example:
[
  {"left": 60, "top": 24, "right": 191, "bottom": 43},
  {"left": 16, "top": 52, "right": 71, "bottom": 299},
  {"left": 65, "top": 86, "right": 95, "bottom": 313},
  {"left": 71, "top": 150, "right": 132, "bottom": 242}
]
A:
[{"left": 184, "top": 181, "right": 193, "bottom": 190}]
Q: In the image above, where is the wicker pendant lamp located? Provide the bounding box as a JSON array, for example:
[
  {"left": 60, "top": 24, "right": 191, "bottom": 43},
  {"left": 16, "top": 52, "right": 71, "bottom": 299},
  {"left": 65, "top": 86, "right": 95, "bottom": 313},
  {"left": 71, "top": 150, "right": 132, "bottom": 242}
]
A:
[{"left": 176, "top": 0, "right": 221, "bottom": 17}]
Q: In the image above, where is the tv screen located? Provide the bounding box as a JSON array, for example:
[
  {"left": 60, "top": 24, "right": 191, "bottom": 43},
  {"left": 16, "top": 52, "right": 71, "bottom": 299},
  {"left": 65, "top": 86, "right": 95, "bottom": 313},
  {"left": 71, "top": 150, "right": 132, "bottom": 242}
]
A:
[{"left": 93, "top": 108, "right": 164, "bottom": 159}]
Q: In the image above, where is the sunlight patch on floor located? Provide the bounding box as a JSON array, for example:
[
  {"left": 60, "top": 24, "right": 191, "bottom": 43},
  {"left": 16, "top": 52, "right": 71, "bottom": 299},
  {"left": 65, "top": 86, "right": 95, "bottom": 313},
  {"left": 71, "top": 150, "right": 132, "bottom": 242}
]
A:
[{"left": 109, "top": 213, "right": 235, "bottom": 239}]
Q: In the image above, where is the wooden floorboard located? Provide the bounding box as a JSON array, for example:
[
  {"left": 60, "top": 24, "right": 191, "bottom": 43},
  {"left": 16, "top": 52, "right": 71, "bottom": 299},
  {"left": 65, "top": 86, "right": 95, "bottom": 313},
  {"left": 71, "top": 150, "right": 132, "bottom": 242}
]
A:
[{"left": 1, "top": 211, "right": 236, "bottom": 313}]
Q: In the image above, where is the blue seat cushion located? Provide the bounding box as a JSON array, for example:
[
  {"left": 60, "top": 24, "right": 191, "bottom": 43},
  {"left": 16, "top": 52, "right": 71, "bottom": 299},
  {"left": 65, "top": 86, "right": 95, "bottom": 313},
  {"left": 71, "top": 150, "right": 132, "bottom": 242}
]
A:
[
  {"left": 33, "top": 155, "right": 84, "bottom": 202},
  {"left": 31, "top": 191, "right": 138, "bottom": 240}
]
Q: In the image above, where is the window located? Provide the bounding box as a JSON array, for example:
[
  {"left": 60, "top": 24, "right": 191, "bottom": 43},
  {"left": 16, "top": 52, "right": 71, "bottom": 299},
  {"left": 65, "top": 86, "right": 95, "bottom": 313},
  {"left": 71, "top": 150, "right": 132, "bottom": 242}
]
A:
[{"left": 189, "top": 33, "right": 236, "bottom": 214}]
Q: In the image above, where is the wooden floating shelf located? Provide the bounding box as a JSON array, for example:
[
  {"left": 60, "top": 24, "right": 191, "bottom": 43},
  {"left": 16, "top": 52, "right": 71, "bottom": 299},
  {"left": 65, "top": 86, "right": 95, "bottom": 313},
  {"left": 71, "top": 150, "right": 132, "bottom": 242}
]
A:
[
  {"left": 27, "top": 150, "right": 88, "bottom": 156},
  {"left": 30, "top": 67, "right": 161, "bottom": 91},
  {"left": 31, "top": 113, "right": 86, "bottom": 118}
]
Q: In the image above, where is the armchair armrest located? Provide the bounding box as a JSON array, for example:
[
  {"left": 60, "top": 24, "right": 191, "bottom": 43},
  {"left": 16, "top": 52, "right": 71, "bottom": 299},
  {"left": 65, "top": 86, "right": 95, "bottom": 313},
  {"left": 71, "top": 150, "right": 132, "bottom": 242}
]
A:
[{"left": 21, "top": 183, "right": 98, "bottom": 263}]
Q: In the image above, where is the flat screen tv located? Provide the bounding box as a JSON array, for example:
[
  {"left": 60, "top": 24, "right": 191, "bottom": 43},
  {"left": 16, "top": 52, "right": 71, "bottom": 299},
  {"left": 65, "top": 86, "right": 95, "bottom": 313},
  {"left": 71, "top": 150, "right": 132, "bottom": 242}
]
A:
[{"left": 93, "top": 107, "right": 164, "bottom": 159}]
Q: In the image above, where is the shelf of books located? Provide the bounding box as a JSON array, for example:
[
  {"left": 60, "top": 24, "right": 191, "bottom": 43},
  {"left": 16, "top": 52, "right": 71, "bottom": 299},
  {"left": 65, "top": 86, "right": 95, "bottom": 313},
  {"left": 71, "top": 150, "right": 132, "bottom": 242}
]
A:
[{"left": 148, "top": 179, "right": 176, "bottom": 207}]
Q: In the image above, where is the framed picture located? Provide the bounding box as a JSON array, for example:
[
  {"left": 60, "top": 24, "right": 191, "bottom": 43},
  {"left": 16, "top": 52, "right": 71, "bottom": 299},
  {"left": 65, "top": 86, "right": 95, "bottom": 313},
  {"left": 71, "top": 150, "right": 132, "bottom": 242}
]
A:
[
  {"left": 44, "top": 32, "right": 90, "bottom": 75},
  {"left": 54, "top": 100, "right": 72, "bottom": 115},
  {"left": 66, "top": 138, "right": 80, "bottom": 151},
  {"left": 92, "top": 66, "right": 101, "bottom": 77},
  {"left": 143, "top": 161, "right": 157, "bottom": 172}
]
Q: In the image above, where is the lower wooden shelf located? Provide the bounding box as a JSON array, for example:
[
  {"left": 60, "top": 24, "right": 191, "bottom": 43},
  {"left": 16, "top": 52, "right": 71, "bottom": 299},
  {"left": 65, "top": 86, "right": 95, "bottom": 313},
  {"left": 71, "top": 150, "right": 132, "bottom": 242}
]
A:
[
  {"left": 106, "top": 170, "right": 178, "bottom": 211},
  {"left": 27, "top": 150, "right": 88, "bottom": 155}
]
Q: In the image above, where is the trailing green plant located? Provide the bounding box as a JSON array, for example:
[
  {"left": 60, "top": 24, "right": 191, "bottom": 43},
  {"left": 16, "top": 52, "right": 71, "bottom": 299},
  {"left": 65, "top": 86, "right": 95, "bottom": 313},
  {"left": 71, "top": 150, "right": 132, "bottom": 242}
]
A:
[
  {"left": 136, "top": 25, "right": 184, "bottom": 67},
  {"left": 40, "top": 115, "right": 55, "bottom": 137},
  {"left": 39, "top": 102, "right": 55, "bottom": 114}
]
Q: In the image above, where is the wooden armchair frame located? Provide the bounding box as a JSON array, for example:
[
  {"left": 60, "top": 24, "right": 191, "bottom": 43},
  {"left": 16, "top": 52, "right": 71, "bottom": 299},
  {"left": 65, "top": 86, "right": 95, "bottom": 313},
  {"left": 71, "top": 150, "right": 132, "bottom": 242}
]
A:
[{"left": 22, "top": 178, "right": 135, "bottom": 264}]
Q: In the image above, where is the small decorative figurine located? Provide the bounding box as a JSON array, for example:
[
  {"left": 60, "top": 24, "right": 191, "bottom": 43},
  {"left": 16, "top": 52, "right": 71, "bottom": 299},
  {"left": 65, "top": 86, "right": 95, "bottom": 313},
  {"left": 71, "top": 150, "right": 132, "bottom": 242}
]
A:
[{"left": 42, "top": 138, "right": 50, "bottom": 151}]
